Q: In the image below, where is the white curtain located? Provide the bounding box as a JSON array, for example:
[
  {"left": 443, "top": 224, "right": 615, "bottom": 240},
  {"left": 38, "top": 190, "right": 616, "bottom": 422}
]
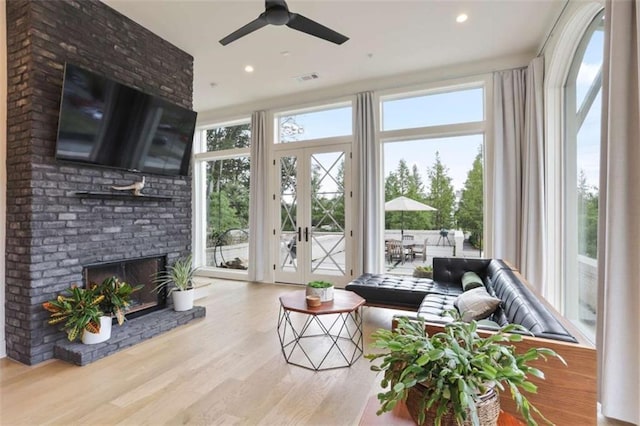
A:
[
  {"left": 355, "top": 92, "right": 382, "bottom": 273},
  {"left": 248, "top": 111, "right": 268, "bottom": 282},
  {"left": 491, "top": 57, "right": 546, "bottom": 291},
  {"left": 597, "top": 0, "right": 640, "bottom": 423}
]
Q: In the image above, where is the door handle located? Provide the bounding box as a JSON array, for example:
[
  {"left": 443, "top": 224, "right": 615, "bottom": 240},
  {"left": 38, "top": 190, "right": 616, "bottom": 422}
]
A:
[
  {"left": 297, "top": 227, "right": 302, "bottom": 242},
  {"left": 304, "top": 227, "right": 309, "bottom": 242}
]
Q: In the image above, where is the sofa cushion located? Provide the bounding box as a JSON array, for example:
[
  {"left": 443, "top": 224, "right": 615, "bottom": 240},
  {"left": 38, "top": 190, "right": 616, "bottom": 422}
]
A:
[
  {"left": 461, "top": 271, "right": 484, "bottom": 291},
  {"left": 454, "top": 287, "right": 502, "bottom": 321},
  {"left": 416, "top": 293, "right": 457, "bottom": 323},
  {"left": 345, "top": 273, "right": 462, "bottom": 310}
]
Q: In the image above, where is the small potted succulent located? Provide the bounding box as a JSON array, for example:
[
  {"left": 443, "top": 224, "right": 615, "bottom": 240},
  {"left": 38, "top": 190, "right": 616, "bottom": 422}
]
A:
[
  {"left": 305, "top": 280, "right": 334, "bottom": 302},
  {"left": 413, "top": 265, "right": 433, "bottom": 279},
  {"left": 154, "top": 254, "right": 197, "bottom": 311},
  {"left": 42, "top": 285, "right": 107, "bottom": 344},
  {"left": 366, "top": 311, "right": 565, "bottom": 426}
]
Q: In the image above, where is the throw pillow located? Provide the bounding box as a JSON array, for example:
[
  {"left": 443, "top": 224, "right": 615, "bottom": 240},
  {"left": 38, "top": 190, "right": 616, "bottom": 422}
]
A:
[
  {"left": 454, "top": 287, "right": 501, "bottom": 322},
  {"left": 461, "top": 271, "right": 484, "bottom": 291}
]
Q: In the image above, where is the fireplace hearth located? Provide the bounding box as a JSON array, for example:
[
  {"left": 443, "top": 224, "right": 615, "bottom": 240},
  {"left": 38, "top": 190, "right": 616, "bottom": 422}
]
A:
[{"left": 83, "top": 256, "right": 167, "bottom": 319}]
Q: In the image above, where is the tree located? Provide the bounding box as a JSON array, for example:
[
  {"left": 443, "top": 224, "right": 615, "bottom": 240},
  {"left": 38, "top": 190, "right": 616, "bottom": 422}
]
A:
[
  {"left": 384, "top": 160, "right": 432, "bottom": 231},
  {"left": 208, "top": 191, "right": 241, "bottom": 244},
  {"left": 577, "top": 170, "right": 598, "bottom": 258},
  {"left": 205, "top": 124, "right": 251, "bottom": 241},
  {"left": 426, "top": 152, "right": 455, "bottom": 230},
  {"left": 456, "top": 148, "right": 484, "bottom": 248}
]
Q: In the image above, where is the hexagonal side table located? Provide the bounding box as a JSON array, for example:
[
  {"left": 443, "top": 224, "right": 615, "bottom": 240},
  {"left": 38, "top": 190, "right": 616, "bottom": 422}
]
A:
[{"left": 277, "top": 289, "right": 365, "bottom": 371}]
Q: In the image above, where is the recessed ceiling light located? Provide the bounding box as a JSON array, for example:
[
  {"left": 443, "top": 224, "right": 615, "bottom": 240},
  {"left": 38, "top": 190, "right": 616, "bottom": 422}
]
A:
[
  {"left": 456, "top": 13, "right": 468, "bottom": 23},
  {"left": 280, "top": 51, "right": 291, "bottom": 57},
  {"left": 244, "top": 65, "right": 254, "bottom": 73}
]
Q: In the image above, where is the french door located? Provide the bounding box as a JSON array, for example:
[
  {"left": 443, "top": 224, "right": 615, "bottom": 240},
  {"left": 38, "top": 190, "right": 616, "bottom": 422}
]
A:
[{"left": 273, "top": 144, "right": 352, "bottom": 286}]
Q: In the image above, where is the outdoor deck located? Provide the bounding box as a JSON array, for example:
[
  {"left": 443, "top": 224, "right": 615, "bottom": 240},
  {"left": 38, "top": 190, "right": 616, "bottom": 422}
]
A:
[{"left": 204, "top": 229, "right": 483, "bottom": 277}]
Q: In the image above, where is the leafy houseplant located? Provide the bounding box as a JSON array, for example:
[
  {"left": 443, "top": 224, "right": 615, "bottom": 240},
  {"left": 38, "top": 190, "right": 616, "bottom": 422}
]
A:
[
  {"left": 94, "top": 276, "right": 143, "bottom": 325},
  {"left": 42, "top": 286, "right": 105, "bottom": 342},
  {"left": 154, "top": 255, "right": 197, "bottom": 311},
  {"left": 306, "top": 280, "right": 334, "bottom": 302},
  {"left": 413, "top": 265, "right": 433, "bottom": 279},
  {"left": 366, "top": 312, "right": 566, "bottom": 426}
]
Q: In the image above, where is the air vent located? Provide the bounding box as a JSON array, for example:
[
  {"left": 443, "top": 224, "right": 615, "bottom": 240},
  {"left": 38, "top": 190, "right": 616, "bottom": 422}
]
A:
[{"left": 295, "top": 72, "right": 319, "bottom": 83}]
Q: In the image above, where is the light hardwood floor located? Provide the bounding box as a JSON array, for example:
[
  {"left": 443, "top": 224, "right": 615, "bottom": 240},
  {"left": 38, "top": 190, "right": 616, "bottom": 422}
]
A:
[
  {"left": 0, "top": 280, "right": 400, "bottom": 426},
  {"left": 0, "top": 279, "right": 628, "bottom": 426}
]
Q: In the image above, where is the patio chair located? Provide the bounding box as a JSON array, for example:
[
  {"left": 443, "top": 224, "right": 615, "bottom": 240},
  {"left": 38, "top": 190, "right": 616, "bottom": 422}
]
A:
[
  {"left": 411, "top": 238, "right": 428, "bottom": 262},
  {"left": 386, "top": 240, "right": 411, "bottom": 264}
]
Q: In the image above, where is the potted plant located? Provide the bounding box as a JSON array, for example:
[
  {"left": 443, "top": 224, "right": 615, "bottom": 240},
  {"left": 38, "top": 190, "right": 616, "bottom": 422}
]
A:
[
  {"left": 95, "top": 276, "right": 143, "bottom": 326},
  {"left": 42, "top": 285, "right": 107, "bottom": 344},
  {"left": 413, "top": 265, "right": 433, "bottom": 279},
  {"left": 305, "top": 280, "right": 334, "bottom": 302},
  {"left": 366, "top": 312, "right": 565, "bottom": 426},
  {"left": 154, "top": 254, "right": 197, "bottom": 311}
]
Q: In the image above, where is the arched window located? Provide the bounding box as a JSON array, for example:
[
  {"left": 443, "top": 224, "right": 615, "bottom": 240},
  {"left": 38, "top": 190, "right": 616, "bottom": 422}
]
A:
[{"left": 563, "top": 10, "right": 604, "bottom": 339}]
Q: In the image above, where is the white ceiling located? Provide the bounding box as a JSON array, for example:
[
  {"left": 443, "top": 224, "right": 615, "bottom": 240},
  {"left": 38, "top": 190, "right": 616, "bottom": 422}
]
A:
[{"left": 103, "top": 0, "right": 566, "bottom": 113}]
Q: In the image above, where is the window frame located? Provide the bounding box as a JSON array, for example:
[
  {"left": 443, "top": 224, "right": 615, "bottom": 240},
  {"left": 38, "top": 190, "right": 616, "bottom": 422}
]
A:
[
  {"left": 192, "top": 118, "right": 252, "bottom": 279},
  {"left": 376, "top": 75, "right": 493, "bottom": 259},
  {"left": 562, "top": 9, "right": 604, "bottom": 336},
  {"left": 543, "top": 1, "right": 603, "bottom": 343}
]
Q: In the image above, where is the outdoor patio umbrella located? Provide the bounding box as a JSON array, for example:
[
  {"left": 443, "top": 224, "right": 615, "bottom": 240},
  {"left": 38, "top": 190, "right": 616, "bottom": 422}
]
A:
[{"left": 384, "top": 196, "right": 437, "bottom": 239}]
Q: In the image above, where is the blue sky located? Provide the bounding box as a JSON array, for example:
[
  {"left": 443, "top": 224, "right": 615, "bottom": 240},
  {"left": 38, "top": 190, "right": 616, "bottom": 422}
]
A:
[{"left": 575, "top": 26, "right": 604, "bottom": 191}]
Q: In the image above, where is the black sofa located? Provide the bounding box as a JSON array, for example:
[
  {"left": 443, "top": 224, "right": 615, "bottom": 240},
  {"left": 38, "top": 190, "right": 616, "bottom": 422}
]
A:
[
  {"left": 347, "top": 257, "right": 597, "bottom": 424},
  {"left": 345, "top": 257, "right": 577, "bottom": 342}
]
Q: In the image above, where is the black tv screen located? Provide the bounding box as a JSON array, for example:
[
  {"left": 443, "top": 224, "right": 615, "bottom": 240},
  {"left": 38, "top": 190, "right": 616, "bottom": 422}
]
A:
[{"left": 56, "top": 63, "right": 196, "bottom": 176}]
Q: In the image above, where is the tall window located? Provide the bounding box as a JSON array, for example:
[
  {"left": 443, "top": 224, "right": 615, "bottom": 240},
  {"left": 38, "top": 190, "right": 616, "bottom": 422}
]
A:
[
  {"left": 194, "top": 121, "right": 251, "bottom": 273},
  {"left": 564, "top": 11, "right": 604, "bottom": 337},
  {"left": 380, "top": 83, "right": 487, "bottom": 276}
]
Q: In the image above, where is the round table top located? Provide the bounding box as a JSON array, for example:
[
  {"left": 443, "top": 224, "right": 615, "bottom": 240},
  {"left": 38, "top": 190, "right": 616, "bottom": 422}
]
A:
[{"left": 279, "top": 289, "right": 365, "bottom": 315}]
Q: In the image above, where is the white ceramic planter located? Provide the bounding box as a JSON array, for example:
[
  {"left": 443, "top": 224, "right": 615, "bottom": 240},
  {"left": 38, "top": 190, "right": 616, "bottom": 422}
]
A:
[
  {"left": 81, "top": 316, "right": 112, "bottom": 344},
  {"left": 305, "top": 285, "right": 334, "bottom": 302},
  {"left": 172, "top": 288, "right": 195, "bottom": 311}
]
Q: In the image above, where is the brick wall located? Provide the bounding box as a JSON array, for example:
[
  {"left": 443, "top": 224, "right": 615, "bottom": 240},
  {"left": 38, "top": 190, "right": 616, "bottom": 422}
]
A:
[{"left": 5, "top": 0, "right": 194, "bottom": 364}]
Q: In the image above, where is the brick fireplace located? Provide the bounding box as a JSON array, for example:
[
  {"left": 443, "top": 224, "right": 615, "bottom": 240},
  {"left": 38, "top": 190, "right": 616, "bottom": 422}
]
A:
[
  {"left": 5, "top": 0, "right": 195, "bottom": 365},
  {"left": 83, "top": 256, "right": 167, "bottom": 317}
]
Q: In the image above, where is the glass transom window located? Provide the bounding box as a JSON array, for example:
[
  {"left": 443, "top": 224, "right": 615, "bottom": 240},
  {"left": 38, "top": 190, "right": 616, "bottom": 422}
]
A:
[
  {"left": 382, "top": 87, "right": 484, "bottom": 131},
  {"left": 276, "top": 105, "right": 352, "bottom": 143}
]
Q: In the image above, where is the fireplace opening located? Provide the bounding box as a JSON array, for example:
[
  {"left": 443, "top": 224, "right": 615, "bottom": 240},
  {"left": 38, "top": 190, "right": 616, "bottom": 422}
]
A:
[{"left": 83, "top": 255, "right": 167, "bottom": 319}]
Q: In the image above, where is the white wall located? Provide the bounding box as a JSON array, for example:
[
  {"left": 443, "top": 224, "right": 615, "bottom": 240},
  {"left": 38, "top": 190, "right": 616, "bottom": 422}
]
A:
[
  {"left": 1, "top": 0, "right": 8, "bottom": 358},
  {"left": 196, "top": 53, "right": 532, "bottom": 125}
]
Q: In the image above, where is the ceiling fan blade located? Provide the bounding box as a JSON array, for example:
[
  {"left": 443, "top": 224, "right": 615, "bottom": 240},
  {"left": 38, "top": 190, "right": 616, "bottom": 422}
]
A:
[
  {"left": 219, "top": 14, "right": 268, "bottom": 46},
  {"left": 286, "top": 13, "right": 348, "bottom": 45}
]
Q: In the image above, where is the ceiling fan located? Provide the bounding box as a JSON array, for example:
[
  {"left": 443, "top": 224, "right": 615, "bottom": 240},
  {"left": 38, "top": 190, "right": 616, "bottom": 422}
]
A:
[{"left": 219, "top": 0, "right": 349, "bottom": 46}]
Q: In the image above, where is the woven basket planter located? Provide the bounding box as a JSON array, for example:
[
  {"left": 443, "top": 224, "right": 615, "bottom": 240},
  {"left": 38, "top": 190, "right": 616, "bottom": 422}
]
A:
[{"left": 406, "top": 383, "right": 500, "bottom": 426}]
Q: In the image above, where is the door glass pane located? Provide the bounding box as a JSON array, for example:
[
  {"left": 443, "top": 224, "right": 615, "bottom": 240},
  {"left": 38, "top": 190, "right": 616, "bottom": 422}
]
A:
[
  {"left": 205, "top": 157, "right": 250, "bottom": 270},
  {"left": 382, "top": 87, "right": 484, "bottom": 131},
  {"left": 279, "top": 156, "right": 298, "bottom": 272},
  {"left": 277, "top": 106, "right": 352, "bottom": 143},
  {"left": 309, "top": 152, "right": 346, "bottom": 276}
]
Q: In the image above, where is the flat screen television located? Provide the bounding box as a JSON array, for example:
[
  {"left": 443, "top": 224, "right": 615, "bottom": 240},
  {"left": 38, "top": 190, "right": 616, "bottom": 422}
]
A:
[{"left": 55, "top": 63, "right": 197, "bottom": 176}]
